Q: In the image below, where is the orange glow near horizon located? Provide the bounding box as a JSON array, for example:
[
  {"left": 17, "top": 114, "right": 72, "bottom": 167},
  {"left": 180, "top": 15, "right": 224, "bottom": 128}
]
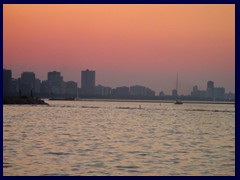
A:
[{"left": 3, "top": 4, "right": 235, "bottom": 94}]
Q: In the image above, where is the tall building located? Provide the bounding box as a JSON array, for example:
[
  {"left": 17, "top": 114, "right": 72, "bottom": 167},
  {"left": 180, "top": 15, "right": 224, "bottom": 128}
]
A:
[
  {"left": 81, "top": 69, "right": 95, "bottom": 95},
  {"left": 214, "top": 87, "right": 225, "bottom": 100},
  {"left": 3, "top": 69, "right": 12, "bottom": 96},
  {"left": 130, "top": 85, "right": 155, "bottom": 97},
  {"left": 20, "top": 72, "right": 36, "bottom": 96},
  {"left": 191, "top": 85, "right": 205, "bottom": 99},
  {"left": 66, "top": 81, "right": 78, "bottom": 97},
  {"left": 206, "top": 81, "right": 214, "bottom": 99},
  {"left": 48, "top": 71, "right": 63, "bottom": 87},
  {"left": 47, "top": 71, "right": 64, "bottom": 95},
  {"left": 35, "top": 78, "right": 41, "bottom": 96}
]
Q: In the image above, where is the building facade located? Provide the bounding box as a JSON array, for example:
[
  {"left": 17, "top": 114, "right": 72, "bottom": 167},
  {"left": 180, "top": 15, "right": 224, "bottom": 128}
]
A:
[
  {"left": 81, "top": 69, "right": 95, "bottom": 95},
  {"left": 3, "top": 69, "right": 12, "bottom": 96},
  {"left": 20, "top": 72, "right": 36, "bottom": 96}
]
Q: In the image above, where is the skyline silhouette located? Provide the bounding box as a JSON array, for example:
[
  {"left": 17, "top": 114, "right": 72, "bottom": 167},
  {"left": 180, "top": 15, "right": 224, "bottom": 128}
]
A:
[
  {"left": 3, "top": 4, "right": 235, "bottom": 95},
  {"left": 3, "top": 68, "right": 234, "bottom": 102}
]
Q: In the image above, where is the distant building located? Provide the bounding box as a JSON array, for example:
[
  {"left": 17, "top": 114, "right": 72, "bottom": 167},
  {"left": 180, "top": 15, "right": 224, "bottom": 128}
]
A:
[
  {"left": 206, "top": 81, "right": 214, "bottom": 99},
  {"left": 35, "top": 78, "right": 41, "bottom": 96},
  {"left": 11, "top": 78, "right": 20, "bottom": 96},
  {"left": 95, "top": 85, "right": 104, "bottom": 96},
  {"left": 114, "top": 86, "right": 130, "bottom": 96},
  {"left": 172, "top": 89, "right": 178, "bottom": 98},
  {"left": 191, "top": 85, "right": 206, "bottom": 99},
  {"left": 47, "top": 71, "right": 64, "bottom": 96},
  {"left": 81, "top": 69, "right": 95, "bottom": 95},
  {"left": 20, "top": 72, "right": 36, "bottom": 96},
  {"left": 40, "top": 80, "right": 51, "bottom": 96},
  {"left": 66, "top": 81, "right": 78, "bottom": 97},
  {"left": 48, "top": 71, "right": 63, "bottom": 86},
  {"left": 214, "top": 87, "right": 225, "bottom": 100},
  {"left": 225, "top": 92, "right": 235, "bottom": 101},
  {"left": 159, "top": 91, "right": 165, "bottom": 97},
  {"left": 130, "top": 85, "right": 155, "bottom": 97},
  {"left": 3, "top": 69, "right": 12, "bottom": 96}
]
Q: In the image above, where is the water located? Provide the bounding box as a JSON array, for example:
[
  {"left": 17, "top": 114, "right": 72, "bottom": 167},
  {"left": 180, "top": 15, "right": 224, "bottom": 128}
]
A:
[{"left": 3, "top": 100, "right": 235, "bottom": 176}]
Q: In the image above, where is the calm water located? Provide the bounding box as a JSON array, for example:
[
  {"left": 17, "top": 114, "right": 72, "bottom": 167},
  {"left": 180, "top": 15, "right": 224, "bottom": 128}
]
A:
[{"left": 3, "top": 100, "right": 235, "bottom": 176}]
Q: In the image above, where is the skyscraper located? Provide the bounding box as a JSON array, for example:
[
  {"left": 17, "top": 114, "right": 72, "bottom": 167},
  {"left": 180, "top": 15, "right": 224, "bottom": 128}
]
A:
[
  {"left": 206, "top": 80, "right": 214, "bottom": 99},
  {"left": 3, "top": 69, "right": 12, "bottom": 96},
  {"left": 47, "top": 71, "right": 64, "bottom": 95},
  {"left": 20, "top": 72, "right": 36, "bottom": 96},
  {"left": 81, "top": 69, "right": 95, "bottom": 95}
]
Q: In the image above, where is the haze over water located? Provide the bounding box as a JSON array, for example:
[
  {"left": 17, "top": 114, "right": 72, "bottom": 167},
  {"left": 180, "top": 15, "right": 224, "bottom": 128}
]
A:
[{"left": 4, "top": 100, "right": 235, "bottom": 176}]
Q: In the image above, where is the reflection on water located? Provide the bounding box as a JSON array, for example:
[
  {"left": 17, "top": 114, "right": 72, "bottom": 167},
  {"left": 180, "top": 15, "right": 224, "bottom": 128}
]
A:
[{"left": 3, "top": 101, "right": 235, "bottom": 176}]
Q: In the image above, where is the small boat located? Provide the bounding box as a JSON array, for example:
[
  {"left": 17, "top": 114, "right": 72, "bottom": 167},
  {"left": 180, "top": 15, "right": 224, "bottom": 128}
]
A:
[{"left": 174, "top": 99, "right": 183, "bottom": 104}]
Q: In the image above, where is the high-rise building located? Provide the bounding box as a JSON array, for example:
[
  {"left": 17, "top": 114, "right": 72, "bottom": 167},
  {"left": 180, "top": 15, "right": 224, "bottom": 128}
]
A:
[
  {"left": 66, "top": 81, "right": 78, "bottom": 97},
  {"left": 81, "top": 69, "right": 95, "bottom": 95},
  {"left": 20, "top": 72, "right": 36, "bottom": 96},
  {"left": 191, "top": 85, "right": 205, "bottom": 99},
  {"left": 48, "top": 71, "right": 63, "bottom": 87},
  {"left": 214, "top": 87, "right": 225, "bottom": 100},
  {"left": 35, "top": 78, "right": 41, "bottom": 96},
  {"left": 47, "top": 71, "right": 64, "bottom": 95},
  {"left": 206, "top": 81, "right": 214, "bottom": 99},
  {"left": 3, "top": 69, "right": 12, "bottom": 96}
]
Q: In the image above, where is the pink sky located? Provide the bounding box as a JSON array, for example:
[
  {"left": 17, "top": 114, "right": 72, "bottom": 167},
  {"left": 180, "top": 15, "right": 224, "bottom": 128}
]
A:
[{"left": 3, "top": 4, "right": 235, "bottom": 95}]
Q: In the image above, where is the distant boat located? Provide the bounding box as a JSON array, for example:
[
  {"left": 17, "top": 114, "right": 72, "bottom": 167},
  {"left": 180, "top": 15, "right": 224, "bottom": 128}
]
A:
[{"left": 174, "top": 99, "right": 183, "bottom": 104}]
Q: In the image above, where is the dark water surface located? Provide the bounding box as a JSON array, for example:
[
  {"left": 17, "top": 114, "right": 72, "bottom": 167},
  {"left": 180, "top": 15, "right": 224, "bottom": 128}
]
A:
[{"left": 3, "top": 100, "right": 235, "bottom": 175}]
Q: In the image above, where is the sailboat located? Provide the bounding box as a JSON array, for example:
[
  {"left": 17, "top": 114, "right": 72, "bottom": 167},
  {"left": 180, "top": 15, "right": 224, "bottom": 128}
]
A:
[{"left": 174, "top": 73, "right": 183, "bottom": 104}]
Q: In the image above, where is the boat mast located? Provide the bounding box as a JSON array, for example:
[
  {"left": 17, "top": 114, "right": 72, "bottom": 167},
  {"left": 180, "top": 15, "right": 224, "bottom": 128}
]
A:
[{"left": 176, "top": 73, "right": 178, "bottom": 96}]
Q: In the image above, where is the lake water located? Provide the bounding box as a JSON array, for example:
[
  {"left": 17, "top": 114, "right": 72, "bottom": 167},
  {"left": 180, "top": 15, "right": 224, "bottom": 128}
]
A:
[{"left": 3, "top": 100, "right": 235, "bottom": 176}]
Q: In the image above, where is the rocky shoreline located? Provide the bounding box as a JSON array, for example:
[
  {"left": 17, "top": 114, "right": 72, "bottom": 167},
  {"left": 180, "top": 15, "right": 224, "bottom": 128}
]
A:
[{"left": 3, "top": 96, "right": 49, "bottom": 105}]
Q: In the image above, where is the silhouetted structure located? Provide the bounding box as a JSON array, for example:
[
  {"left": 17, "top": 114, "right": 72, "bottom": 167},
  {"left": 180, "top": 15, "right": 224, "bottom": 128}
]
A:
[
  {"left": 47, "top": 71, "right": 64, "bottom": 96},
  {"left": 206, "top": 81, "right": 214, "bottom": 99},
  {"left": 159, "top": 91, "right": 165, "bottom": 97},
  {"left": 20, "top": 72, "right": 35, "bottom": 96},
  {"left": 172, "top": 89, "right": 178, "bottom": 98},
  {"left": 95, "top": 85, "right": 112, "bottom": 96},
  {"left": 214, "top": 87, "right": 225, "bottom": 100},
  {"left": 191, "top": 85, "right": 205, "bottom": 99},
  {"left": 3, "top": 68, "right": 235, "bottom": 101},
  {"left": 3, "top": 69, "right": 12, "bottom": 96},
  {"left": 66, "top": 81, "right": 78, "bottom": 97},
  {"left": 81, "top": 69, "right": 95, "bottom": 95},
  {"left": 130, "top": 85, "right": 155, "bottom": 97}
]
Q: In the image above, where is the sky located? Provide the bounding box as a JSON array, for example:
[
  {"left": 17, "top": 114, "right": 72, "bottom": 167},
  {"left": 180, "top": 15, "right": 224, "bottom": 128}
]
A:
[{"left": 3, "top": 4, "right": 235, "bottom": 95}]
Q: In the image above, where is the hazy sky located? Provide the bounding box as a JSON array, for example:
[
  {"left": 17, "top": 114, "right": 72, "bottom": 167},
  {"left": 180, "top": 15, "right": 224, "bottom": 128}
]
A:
[{"left": 3, "top": 4, "right": 235, "bottom": 95}]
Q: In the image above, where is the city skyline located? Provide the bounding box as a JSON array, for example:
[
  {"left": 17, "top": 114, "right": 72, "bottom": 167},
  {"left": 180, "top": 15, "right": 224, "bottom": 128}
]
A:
[
  {"left": 4, "top": 67, "right": 234, "bottom": 96},
  {"left": 3, "top": 4, "right": 235, "bottom": 95},
  {"left": 3, "top": 68, "right": 233, "bottom": 99}
]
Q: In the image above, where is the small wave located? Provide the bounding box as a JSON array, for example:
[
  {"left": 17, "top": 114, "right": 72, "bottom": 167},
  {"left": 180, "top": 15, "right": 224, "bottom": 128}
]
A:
[
  {"left": 44, "top": 152, "right": 71, "bottom": 156},
  {"left": 116, "top": 107, "right": 143, "bottom": 110},
  {"left": 185, "top": 109, "right": 235, "bottom": 113},
  {"left": 81, "top": 106, "right": 100, "bottom": 109},
  {"left": 115, "top": 165, "right": 140, "bottom": 169},
  {"left": 48, "top": 105, "right": 74, "bottom": 108}
]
